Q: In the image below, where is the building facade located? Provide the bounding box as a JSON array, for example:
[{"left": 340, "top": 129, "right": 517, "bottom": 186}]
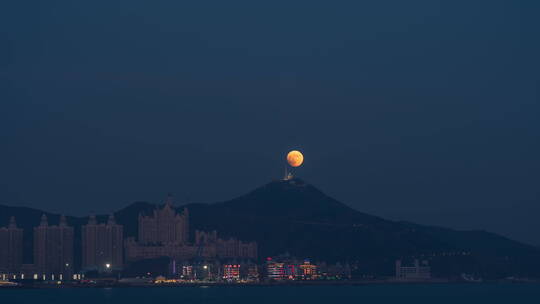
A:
[
  {"left": 125, "top": 238, "right": 202, "bottom": 261},
  {"left": 0, "top": 217, "right": 23, "bottom": 276},
  {"left": 82, "top": 215, "right": 123, "bottom": 271},
  {"left": 266, "top": 259, "right": 286, "bottom": 280},
  {"left": 125, "top": 197, "right": 257, "bottom": 262},
  {"left": 33, "top": 215, "right": 74, "bottom": 280},
  {"left": 138, "top": 195, "right": 189, "bottom": 245},
  {"left": 196, "top": 230, "right": 258, "bottom": 260},
  {"left": 223, "top": 264, "right": 241, "bottom": 281},
  {"left": 395, "top": 259, "right": 431, "bottom": 280}
]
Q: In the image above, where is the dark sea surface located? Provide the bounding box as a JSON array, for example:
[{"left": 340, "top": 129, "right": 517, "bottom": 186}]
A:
[{"left": 2, "top": 284, "right": 540, "bottom": 304}]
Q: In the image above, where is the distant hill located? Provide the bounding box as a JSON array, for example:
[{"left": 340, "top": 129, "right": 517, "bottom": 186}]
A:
[{"left": 2, "top": 178, "right": 540, "bottom": 278}]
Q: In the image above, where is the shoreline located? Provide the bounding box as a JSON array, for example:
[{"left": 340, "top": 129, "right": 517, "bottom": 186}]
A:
[{"left": 3, "top": 279, "right": 539, "bottom": 289}]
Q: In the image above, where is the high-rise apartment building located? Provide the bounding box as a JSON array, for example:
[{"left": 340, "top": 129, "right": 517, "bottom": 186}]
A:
[
  {"left": 82, "top": 215, "right": 123, "bottom": 271},
  {"left": 0, "top": 217, "right": 23, "bottom": 275},
  {"left": 33, "top": 215, "right": 74, "bottom": 280}
]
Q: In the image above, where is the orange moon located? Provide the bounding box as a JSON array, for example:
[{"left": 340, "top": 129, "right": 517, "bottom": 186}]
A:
[{"left": 287, "top": 150, "right": 304, "bottom": 167}]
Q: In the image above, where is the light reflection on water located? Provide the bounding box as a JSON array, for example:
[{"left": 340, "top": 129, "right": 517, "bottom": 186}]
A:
[{"left": 2, "top": 284, "right": 540, "bottom": 304}]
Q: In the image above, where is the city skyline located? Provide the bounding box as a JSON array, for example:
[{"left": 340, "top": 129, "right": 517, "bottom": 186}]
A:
[
  {"left": 0, "top": 194, "right": 259, "bottom": 281},
  {"left": 2, "top": 177, "right": 539, "bottom": 284}
]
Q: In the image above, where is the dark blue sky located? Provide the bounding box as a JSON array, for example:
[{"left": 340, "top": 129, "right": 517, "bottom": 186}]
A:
[{"left": 1, "top": 1, "right": 539, "bottom": 245}]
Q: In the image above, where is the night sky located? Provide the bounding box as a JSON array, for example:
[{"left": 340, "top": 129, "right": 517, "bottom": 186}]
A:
[{"left": 1, "top": 1, "right": 539, "bottom": 246}]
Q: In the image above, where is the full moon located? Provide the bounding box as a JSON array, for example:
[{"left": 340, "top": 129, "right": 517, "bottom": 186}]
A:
[{"left": 287, "top": 150, "right": 304, "bottom": 167}]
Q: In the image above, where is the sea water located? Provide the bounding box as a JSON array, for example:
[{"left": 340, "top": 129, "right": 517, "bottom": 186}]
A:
[{"left": 2, "top": 283, "right": 540, "bottom": 304}]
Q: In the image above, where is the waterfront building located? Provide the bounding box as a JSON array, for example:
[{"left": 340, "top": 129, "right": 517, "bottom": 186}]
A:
[
  {"left": 395, "top": 259, "right": 431, "bottom": 280},
  {"left": 33, "top": 215, "right": 74, "bottom": 280},
  {"left": 169, "top": 259, "right": 220, "bottom": 280},
  {"left": 299, "top": 260, "right": 318, "bottom": 279},
  {"left": 82, "top": 215, "right": 123, "bottom": 271},
  {"left": 284, "top": 263, "right": 298, "bottom": 279},
  {"left": 0, "top": 217, "right": 23, "bottom": 276},
  {"left": 266, "top": 258, "right": 286, "bottom": 280},
  {"left": 246, "top": 263, "right": 259, "bottom": 281},
  {"left": 19, "top": 264, "right": 36, "bottom": 280},
  {"left": 223, "top": 264, "right": 240, "bottom": 281},
  {"left": 318, "top": 262, "right": 351, "bottom": 279},
  {"left": 182, "top": 265, "right": 193, "bottom": 278}
]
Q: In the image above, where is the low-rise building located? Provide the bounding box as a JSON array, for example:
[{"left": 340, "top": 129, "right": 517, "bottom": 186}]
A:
[
  {"left": 395, "top": 259, "right": 431, "bottom": 280},
  {"left": 223, "top": 264, "right": 241, "bottom": 281}
]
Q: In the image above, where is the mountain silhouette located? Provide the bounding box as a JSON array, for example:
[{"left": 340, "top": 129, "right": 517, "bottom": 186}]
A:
[{"left": 1, "top": 178, "right": 539, "bottom": 278}]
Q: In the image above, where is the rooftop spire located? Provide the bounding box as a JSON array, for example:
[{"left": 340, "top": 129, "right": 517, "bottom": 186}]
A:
[
  {"left": 59, "top": 215, "right": 67, "bottom": 226},
  {"left": 40, "top": 214, "right": 48, "bottom": 226},
  {"left": 165, "top": 193, "right": 174, "bottom": 206},
  {"left": 88, "top": 214, "right": 97, "bottom": 225},
  {"left": 107, "top": 214, "right": 116, "bottom": 225},
  {"left": 283, "top": 166, "right": 293, "bottom": 180},
  {"left": 8, "top": 216, "right": 17, "bottom": 228}
]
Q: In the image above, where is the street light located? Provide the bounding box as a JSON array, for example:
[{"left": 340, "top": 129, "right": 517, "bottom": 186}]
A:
[{"left": 105, "top": 263, "right": 111, "bottom": 269}]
